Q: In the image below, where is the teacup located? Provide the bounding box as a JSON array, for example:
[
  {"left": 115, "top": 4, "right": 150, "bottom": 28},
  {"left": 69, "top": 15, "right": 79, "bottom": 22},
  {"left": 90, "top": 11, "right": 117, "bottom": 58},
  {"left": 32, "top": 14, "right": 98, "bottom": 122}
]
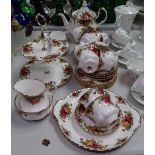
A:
[
  {"left": 100, "top": 51, "right": 118, "bottom": 71},
  {"left": 14, "top": 79, "right": 46, "bottom": 104},
  {"left": 78, "top": 49, "right": 99, "bottom": 73},
  {"left": 80, "top": 32, "right": 110, "bottom": 46},
  {"left": 111, "top": 27, "right": 136, "bottom": 49},
  {"left": 87, "top": 96, "right": 119, "bottom": 127},
  {"left": 126, "top": 58, "right": 144, "bottom": 81}
]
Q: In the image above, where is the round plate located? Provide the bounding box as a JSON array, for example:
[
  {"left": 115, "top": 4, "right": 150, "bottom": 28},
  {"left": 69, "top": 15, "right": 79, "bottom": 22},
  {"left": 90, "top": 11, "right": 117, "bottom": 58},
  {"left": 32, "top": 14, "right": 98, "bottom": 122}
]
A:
[
  {"left": 75, "top": 89, "right": 121, "bottom": 135},
  {"left": 21, "top": 34, "right": 69, "bottom": 60},
  {"left": 53, "top": 88, "right": 141, "bottom": 152},
  {"left": 20, "top": 57, "right": 73, "bottom": 89},
  {"left": 14, "top": 92, "right": 52, "bottom": 121}
]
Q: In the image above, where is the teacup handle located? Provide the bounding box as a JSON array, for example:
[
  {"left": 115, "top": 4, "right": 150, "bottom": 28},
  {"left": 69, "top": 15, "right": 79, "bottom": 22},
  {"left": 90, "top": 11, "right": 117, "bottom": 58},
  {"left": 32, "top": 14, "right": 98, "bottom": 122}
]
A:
[{"left": 96, "top": 7, "right": 107, "bottom": 27}]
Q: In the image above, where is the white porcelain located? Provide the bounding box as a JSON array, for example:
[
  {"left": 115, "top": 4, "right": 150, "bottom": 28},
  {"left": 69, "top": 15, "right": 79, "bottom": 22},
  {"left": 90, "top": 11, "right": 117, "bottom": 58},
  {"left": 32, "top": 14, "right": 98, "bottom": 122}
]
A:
[
  {"left": 14, "top": 79, "right": 46, "bottom": 97},
  {"left": 14, "top": 91, "right": 52, "bottom": 121},
  {"left": 100, "top": 51, "right": 118, "bottom": 71},
  {"left": 49, "top": 31, "right": 66, "bottom": 41},
  {"left": 78, "top": 49, "right": 99, "bottom": 73},
  {"left": 114, "top": 1, "right": 139, "bottom": 32},
  {"left": 72, "top": 1, "right": 107, "bottom": 25},
  {"left": 131, "top": 73, "right": 144, "bottom": 106},
  {"left": 111, "top": 27, "right": 136, "bottom": 49},
  {"left": 20, "top": 57, "right": 73, "bottom": 89},
  {"left": 126, "top": 58, "right": 144, "bottom": 81},
  {"left": 53, "top": 88, "right": 141, "bottom": 152},
  {"left": 22, "top": 32, "right": 69, "bottom": 60},
  {"left": 58, "top": 1, "right": 107, "bottom": 43},
  {"left": 72, "top": 1, "right": 96, "bottom": 21},
  {"left": 80, "top": 32, "right": 110, "bottom": 46},
  {"left": 88, "top": 97, "right": 119, "bottom": 127}
]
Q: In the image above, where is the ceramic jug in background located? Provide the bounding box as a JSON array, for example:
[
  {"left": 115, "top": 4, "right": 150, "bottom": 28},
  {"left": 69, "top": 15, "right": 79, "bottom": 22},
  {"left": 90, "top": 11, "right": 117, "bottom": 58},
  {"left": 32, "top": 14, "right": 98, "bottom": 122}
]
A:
[{"left": 114, "top": 1, "right": 139, "bottom": 32}]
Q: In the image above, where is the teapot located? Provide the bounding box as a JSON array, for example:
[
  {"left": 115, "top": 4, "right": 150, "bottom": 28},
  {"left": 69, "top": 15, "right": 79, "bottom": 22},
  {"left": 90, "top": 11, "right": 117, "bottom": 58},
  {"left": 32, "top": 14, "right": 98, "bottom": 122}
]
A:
[
  {"left": 58, "top": 1, "right": 107, "bottom": 43},
  {"left": 114, "top": 1, "right": 139, "bottom": 32}
]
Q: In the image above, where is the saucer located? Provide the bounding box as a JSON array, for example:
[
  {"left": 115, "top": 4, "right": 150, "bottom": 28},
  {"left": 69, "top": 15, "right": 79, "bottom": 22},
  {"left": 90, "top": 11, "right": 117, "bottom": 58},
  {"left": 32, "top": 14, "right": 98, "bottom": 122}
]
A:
[
  {"left": 20, "top": 57, "right": 73, "bottom": 89},
  {"left": 75, "top": 89, "right": 122, "bottom": 135},
  {"left": 75, "top": 67, "right": 117, "bottom": 89},
  {"left": 21, "top": 32, "right": 69, "bottom": 60},
  {"left": 14, "top": 91, "right": 52, "bottom": 121},
  {"left": 53, "top": 88, "right": 141, "bottom": 152}
]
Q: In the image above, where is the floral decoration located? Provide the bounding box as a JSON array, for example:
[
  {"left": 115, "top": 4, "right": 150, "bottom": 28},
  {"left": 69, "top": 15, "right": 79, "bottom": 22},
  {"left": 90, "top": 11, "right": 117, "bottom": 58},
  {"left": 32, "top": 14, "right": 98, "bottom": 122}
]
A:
[
  {"left": 80, "top": 138, "right": 108, "bottom": 150},
  {"left": 53, "top": 40, "right": 61, "bottom": 46},
  {"left": 59, "top": 103, "right": 72, "bottom": 121},
  {"left": 80, "top": 91, "right": 91, "bottom": 102},
  {"left": 115, "top": 137, "right": 128, "bottom": 146},
  {"left": 23, "top": 44, "right": 32, "bottom": 53},
  {"left": 116, "top": 96, "right": 126, "bottom": 104},
  {"left": 64, "top": 66, "right": 73, "bottom": 75},
  {"left": 71, "top": 91, "right": 80, "bottom": 97},
  {"left": 20, "top": 67, "right": 30, "bottom": 77},
  {"left": 122, "top": 111, "right": 133, "bottom": 130},
  {"left": 61, "top": 126, "right": 71, "bottom": 138}
]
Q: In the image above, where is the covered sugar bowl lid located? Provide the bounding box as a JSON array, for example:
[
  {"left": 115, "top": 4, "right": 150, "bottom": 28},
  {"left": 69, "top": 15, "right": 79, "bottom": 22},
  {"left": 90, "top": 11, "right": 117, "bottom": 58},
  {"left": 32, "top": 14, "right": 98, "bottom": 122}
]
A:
[
  {"left": 87, "top": 95, "right": 119, "bottom": 127},
  {"left": 72, "top": 1, "right": 96, "bottom": 22}
]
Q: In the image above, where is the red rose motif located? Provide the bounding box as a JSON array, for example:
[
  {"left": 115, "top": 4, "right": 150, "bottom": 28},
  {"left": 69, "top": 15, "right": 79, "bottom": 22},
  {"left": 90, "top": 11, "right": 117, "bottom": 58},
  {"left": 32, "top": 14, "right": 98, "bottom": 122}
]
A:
[{"left": 103, "top": 96, "right": 110, "bottom": 103}]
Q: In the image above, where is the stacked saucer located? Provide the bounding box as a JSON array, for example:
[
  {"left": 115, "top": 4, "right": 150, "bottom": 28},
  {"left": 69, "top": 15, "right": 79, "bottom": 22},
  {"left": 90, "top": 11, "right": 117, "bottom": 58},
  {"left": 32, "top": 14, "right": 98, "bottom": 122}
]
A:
[
  {"left": 53, "top": 88, "right": 141, "bottom": 152},
  {"left": 14, "top": 79, "right": 54, "bottom": 121}
]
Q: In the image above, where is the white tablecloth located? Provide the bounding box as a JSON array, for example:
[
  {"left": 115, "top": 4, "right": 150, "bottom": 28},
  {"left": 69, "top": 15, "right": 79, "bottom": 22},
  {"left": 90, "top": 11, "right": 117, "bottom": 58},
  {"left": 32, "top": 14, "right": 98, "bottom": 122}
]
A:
[{"left": 11, "top": 30, "right": 144, "bottom": 155}]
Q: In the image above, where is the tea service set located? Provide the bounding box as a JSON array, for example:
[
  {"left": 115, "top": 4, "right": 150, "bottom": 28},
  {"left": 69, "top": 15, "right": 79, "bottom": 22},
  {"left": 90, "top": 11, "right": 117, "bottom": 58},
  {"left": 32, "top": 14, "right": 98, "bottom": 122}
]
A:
[{"left": 13, "top": 0, "right": 143, "bottom": 152}]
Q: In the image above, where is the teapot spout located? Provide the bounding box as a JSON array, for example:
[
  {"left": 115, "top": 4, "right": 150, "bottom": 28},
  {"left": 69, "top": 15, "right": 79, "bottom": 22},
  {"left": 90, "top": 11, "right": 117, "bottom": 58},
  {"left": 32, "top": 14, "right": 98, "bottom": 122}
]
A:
[{"left": 58, "top": 13, "right": 70, "bottom": 27}]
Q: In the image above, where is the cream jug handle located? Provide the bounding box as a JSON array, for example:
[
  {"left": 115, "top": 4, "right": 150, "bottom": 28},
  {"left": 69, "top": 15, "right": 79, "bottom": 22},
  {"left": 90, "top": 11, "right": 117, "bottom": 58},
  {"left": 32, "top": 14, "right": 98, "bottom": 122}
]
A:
[{"left": 96, "top": 7, "right": 107, "bottom": 26}]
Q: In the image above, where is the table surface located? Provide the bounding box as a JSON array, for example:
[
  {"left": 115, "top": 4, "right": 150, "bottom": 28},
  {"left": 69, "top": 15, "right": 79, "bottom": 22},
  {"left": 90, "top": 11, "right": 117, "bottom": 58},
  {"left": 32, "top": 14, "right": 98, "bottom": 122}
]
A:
[{"left": 11, "top": 29, "right": 144, "bottom": 155}]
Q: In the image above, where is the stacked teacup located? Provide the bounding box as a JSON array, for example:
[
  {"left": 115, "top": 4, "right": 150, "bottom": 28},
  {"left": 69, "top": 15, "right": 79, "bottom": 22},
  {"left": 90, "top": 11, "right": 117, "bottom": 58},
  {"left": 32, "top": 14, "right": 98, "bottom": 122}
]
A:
[
  {"left": 14, "top": 79, "right": 54, "bottom": 121},
  {"left": 74, "top": 30, "right": 118, "bottom": 88}
]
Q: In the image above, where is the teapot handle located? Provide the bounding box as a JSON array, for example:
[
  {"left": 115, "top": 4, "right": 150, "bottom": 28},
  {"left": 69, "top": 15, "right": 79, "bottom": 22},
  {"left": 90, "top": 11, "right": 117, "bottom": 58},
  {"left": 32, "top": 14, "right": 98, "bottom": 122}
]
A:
[{"left": 96, "top": 7, "right": 107, "bottom": 27}]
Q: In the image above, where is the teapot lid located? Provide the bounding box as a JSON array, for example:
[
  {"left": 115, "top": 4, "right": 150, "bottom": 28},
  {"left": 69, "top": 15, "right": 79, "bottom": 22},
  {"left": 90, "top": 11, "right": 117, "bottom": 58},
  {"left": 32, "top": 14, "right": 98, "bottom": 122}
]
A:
[
  {"left": 72, "top": 1, "right": 96, "bottom": 21},
  {"left": 115, "top": 1, "right": 139, "bottom": 14}
]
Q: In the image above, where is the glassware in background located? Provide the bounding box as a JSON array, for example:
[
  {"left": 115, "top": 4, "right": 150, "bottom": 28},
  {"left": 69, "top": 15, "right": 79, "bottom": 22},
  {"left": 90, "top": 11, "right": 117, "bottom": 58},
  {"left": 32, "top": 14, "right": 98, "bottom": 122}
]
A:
[
  {"left": 138, "top": 24, "right": 144, "bottom": 41},
  {"left": 43, "top": 0, "right": 56, "bottom": 18},
  {"left": 19, "top": 0, "right": 35, "bottom": 17},
  {"left": 12, "top": 0, "right": 31, "bottom": 26},
  {"left": 51, "top": 0, "right": 70, "bottom": 26},
  {"left": 30, "top": 0, "right": 50, "bottom": 25},
  {"left": 90, "top": 0, "right": 127, "bottom": 23},
  {"left": 64, "top": 0, "right": 72, "bottom": 16}
]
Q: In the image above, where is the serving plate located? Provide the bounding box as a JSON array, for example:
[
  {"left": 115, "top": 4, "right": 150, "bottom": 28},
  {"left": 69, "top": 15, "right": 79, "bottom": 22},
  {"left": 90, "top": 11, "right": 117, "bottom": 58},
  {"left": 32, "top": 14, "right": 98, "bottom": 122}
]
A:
[
  {"left": 20, "top": 57, "right": 73, "bottom": 89},
  {"left": 21, "top": 32, "right": 69, "bottom": 60},
  {"left": 53, "top": 88, "right": 141, "bottom": 152}
]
